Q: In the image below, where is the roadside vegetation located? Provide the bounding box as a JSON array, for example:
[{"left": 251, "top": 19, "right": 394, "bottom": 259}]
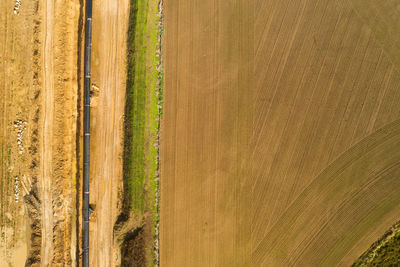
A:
[
  {"left": 115, "top": 0, "right": 162, "bottom": 266},
  {"left": 352, "top": 221, "right": 400, "bottom": 266}
]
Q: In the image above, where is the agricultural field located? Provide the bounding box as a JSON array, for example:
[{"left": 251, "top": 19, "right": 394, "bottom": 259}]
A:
[
  {"left": 161, "top": 0, "right": 400, "bottom": 266},
  {"left": 87, "top": 0, "right": 129, "bottom": 265},
  {"left": 1, "top": 0, "right": 400, "bottom": 265}
]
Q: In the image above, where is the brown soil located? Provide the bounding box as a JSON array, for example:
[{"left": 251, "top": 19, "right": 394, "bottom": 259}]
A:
[
  {"left": 161, "top": 1, "right": 253, "bottom": 265},
  {"left": 161, "top": 0, "right": 400, "bottom": 266},
  {"left": 23, "top": 184, "right": 41, "bottom": 266},
  {"left": 87, "top": 0, "right": 129, "bottom": 265},
  {"left": 120, "top": 227, "right": 145, "bottom": 267},
  {"left": 2, "top": 0, "right": 130, "bottom": 263}
]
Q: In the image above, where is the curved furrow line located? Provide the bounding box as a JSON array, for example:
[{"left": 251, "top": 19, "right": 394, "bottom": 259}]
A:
[{"left": 252, "top": 118, "right": 400, "bottom": 266}]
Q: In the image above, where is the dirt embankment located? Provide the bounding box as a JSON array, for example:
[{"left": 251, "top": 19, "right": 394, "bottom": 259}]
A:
[
  {"left": 87, "top": 0, "right": 129, "bottom": 265},
  {"left": 161, "top": 0, "right": 400, "bottom": 266},
  {"left": 1, "top": 0, "right": 80, "bottom": 265},
  {"left": 42, "top": 0, "right": 80, "bottom": 264}
]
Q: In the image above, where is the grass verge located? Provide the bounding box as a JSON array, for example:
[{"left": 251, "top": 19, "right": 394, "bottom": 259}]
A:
[
  {"left": 352, "top": 221, "right": 400, "bottom": 266},
  {"left": 115, "top": 0, "right": 162, "bottom": 266}
]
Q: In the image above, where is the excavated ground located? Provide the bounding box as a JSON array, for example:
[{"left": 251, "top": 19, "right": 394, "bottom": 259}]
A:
[{"left": 0, "top": 0, "right": 80, "bottom": 265}]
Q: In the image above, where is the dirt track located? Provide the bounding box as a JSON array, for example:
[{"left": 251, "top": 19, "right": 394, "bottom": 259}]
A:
[
  {"left": 89, "top": 0, "right": 129, "bottom": 265},
  {"left": 1, "top": 0, "right": 399, "bottom": 265},
  {"left": 1, "top": 0, "right": 80, "bottom": 265},
  {"left": 1, "top": 0, "right": 129, "bottom": 264},
  {"left": 41, "top": 0, "right": 55, "bottom": 263},
  {"left": 41, "top": 0, "right": 80, "bottom": 264}
]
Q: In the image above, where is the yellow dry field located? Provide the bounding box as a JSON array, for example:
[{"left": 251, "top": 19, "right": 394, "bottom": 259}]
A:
[{"left": 161, "top": 0, "right": 400, "bottom": 266}]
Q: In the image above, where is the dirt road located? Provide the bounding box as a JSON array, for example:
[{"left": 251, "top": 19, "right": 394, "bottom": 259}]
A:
[
  {"left": 41, "top": 0, "right": 55, "bottom": 263},
  {"left": 1, "top": 0, "right": 80, "bottom": 265},
  {"left": 40, "top": 0, "right": 80, "bottom": 265},
  {"left": 89, "top": 0, "right": 129, "bottom": 265}
]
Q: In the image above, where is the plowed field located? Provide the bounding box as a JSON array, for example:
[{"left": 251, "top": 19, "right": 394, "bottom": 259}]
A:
[{"left": 161, "top": 0, "right": 400, "bottom": 266}]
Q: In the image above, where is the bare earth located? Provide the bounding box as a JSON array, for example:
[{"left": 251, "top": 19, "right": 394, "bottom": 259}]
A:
[
  {"left": 161, "top": 0, "right": 253, "bottom": 265},
  {"left": 41, "top": 0, "right": 55, "bottom": 262},
  {"left": 1, "top": 0, "right": 130, "bottom": 264},
  {"left": 1, "top": 0, "right": 79, "bottom": 265},
  {"left": 89, "top": 0, "right": 129, "bottom": 265},
  {"left": 41, "top": 0, "right": 79, "bottom": 264}
]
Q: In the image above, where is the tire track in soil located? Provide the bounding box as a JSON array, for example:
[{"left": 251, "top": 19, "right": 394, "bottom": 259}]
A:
[{"left": 41, "top": 0, "right": 55, "bottom": 264}]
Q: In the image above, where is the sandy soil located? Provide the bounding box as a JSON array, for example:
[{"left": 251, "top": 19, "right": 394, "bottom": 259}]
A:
[
  {"left": 1, "top": 0, "right": 129, "bottom": 264},
  {"left": 161, "top": 0, "right": 400, "bottom": 266},
  {"left": 40, "top": 0, "right": 80, "bottom": 265},
  {"left": 251, "top": 0, "right": 400, "bottom": 265},
  {"left": 0, "top": 0, "right": 43, "bottom": 265},
  {"left": 89, "top": 0, "right": 129, "bottom": 265},
  {"left": 41, "top": 0, "right": 55, "bottom": 262},
  {"left": 1, "top": 0, "right": 80, "bottom": 265}
]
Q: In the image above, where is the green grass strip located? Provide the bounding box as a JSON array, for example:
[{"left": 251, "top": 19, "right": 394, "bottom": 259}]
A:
[{"left": 123, "top": 0, "right": 161, "bottom": 225}]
